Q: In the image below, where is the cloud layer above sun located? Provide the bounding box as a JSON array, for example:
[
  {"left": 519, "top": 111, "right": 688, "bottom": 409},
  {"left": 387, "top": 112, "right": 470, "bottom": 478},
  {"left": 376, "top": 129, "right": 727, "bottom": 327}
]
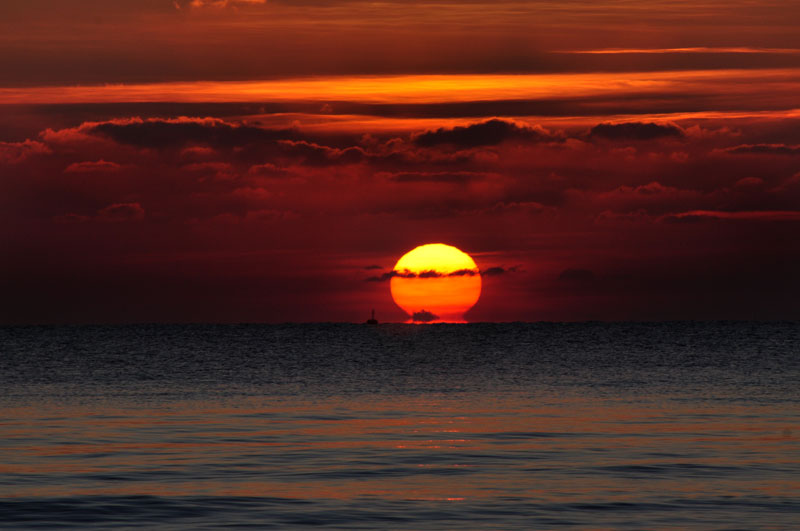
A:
[{"left": 4, "top": 105, "right": 800, "bottom": 322}]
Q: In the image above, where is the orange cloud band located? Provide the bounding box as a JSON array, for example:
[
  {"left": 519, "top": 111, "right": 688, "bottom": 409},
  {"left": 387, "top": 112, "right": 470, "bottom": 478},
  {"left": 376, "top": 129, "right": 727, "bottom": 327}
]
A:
[{"left": 4, "top": 69, "right": 800, "bottom": 106}]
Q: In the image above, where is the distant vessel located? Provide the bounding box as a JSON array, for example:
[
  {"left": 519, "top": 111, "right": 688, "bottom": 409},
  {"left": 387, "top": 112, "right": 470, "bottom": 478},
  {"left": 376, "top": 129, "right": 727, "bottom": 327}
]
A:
[{"left": 365, "top": 309, "right": 378, "bottom": 325}]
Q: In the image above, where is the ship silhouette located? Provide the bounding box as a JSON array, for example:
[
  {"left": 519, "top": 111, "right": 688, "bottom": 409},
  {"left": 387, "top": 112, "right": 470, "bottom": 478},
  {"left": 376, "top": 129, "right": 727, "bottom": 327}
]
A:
[{"left": 365, "top": 309, "right": 378, "bottom": 325}]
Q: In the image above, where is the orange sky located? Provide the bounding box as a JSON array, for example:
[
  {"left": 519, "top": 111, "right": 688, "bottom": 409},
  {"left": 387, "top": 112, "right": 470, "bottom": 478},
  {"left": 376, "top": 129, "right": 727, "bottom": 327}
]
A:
[{"left": 3, "top": 69, "right": 800, "bottom": 107}]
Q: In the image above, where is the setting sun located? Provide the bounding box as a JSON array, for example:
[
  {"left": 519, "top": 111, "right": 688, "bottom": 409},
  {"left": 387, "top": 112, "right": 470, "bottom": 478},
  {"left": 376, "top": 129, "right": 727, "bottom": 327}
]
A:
[{"left": 390, "top": 243, "right": 481, "bottom": 322}]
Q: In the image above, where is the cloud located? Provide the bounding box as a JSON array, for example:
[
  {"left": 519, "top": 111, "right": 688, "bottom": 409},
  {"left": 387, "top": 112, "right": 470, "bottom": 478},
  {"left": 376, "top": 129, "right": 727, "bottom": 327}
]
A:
[
  {"left": 417, "top": 270, "right": 444, "bottom": 278},
  {"left": 570, "top": 181, "right": 704, "bottom": 217},
  {"left": 598, "top": 181, "right": 700, "bottom": 200},
  {"left": 660, "top": 210, "right": 800, "bottom": 223},
  {"left": 244, "top": 208, "right": 296, "bottom": 222},
  {"left": 412, "top": 119, "right": 556, "bottom": 148},
  {"left": 382, "top": 171, "right": 493, "bottom": 183},
  {"left": 230, "top": 186, "right": 271, "bottom": 202},
  {"left": 183, "top": 162, "right": 233, "bottom": 172},
  {"left": 366, "top": 269, "right": 455, "bottom": 282},
  {"left": 0, "top": 140, "right": 51, "bottom": 164},
  {"left": 463, "top": 201, "right": 550, "bottom": 216},
  {"left": 6, "top": 100, "right": 800, "bottom": 323},
  {"left": 444, "top": 269, "right": 474, "bottom": 277},
  {"left": 589, "top": 122, "right": 684, "bottom": 141},
  {"left": 97, "top": 202, "right": 145, "bottom": 222},
  {"left": 183, "top": 161, "right": 237, "bottom": 180},
  {"left": 721, "top": 144, "right": 800, "bottom": 155},
  {"left": 78, "top": 117, "right": 297, "bottom": 149},
  {"left": 366, "top": 266, "right": 517, "bottom": 281},
  {"left": 734, "top": 177, "right": 764, "bottom": 187},
  {"left": 64, "top": 160, "right": 123, "bottom": 173},
  {"left": 277, "top": 140, "right": 366, "bottom": 165},
  {"left": 180, "top": 146, "right": 217, "bottom": 160},
  {"left": 773, "top": 173, "right": 800, "bottom": 192},
  {"left": 411, "top": 310, "right": 439, "bottom": 322},
  {"left": 247, "top": 163, "right": 288, "bottom": 178},
  {"left": 364, "top": 264, "right": 383, "bottom": 270},
  {"left": 175, "top": 0, "right": 265, "bottom": 9},
  {"left": 594, "top": 209, "right": 653, "bottom": 224},
  {"left": 557, "top": 47, "right": 800, "bottom": 55},
  {"left": 481, "top": 266, "right": 519, "bottom": 276},
  {"left": 365, "top": 270, "right": 418, "bottom": 282}
]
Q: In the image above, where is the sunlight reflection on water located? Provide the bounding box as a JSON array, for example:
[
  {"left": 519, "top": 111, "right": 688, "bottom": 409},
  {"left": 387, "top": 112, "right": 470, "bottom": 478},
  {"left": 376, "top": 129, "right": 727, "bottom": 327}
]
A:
[{"left": 1, "top": 323, "right": 799, "bottom": 528}]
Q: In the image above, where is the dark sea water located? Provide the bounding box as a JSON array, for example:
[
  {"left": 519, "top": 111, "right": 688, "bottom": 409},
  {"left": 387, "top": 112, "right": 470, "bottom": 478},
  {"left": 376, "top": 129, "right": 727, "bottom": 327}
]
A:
[{"left": 1, "top": 323, "right": 799, "bottom": 529}]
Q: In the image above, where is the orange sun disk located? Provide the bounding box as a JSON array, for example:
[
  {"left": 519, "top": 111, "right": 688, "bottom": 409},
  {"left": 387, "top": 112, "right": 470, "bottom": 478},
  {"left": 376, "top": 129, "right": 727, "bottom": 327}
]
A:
[{"left": 390, "top": 243, "right": 481, "bottom": 322}]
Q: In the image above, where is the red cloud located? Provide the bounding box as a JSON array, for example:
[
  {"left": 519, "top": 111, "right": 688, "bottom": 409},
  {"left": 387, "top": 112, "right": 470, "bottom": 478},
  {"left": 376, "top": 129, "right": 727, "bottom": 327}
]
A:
[
  {"left": 0, "top": 140, "right": 51, "bottom": 164},
  {"left": 720, "top": 144, "right": 800, "bottom": 155},
  {"left": 97, "top": 202, "right": 145, "bottom": 222},
  {"left": 4, "top": 111, "right": 800, "bottom": 323},
  {"left": 64, "top": 160, "right": 123, "bottom": 173},
  {"left": 179, "top": 0, "right": 265, "bottom": 8}
]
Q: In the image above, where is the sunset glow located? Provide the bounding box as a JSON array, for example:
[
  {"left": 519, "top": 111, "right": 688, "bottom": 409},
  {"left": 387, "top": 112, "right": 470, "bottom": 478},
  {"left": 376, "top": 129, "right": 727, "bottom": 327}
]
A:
[
  {"left": 390, "top": 244, "right": 481, "bottom": 322},
  {"left": 2, "top": 0, "right": 800, "bottom": 323},
  {"left": 3, "top": 69, "right": 800, "bottom": 105},
  {"left": 2, "top": 2, "right": 798, "bottom": 529}
]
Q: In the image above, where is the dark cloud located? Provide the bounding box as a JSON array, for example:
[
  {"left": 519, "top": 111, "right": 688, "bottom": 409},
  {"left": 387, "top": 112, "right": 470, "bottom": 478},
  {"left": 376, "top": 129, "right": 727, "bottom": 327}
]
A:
[
  {"left": 722, "top": 144, "right": 800, "bottom": 155},
  {"left": 481, "top": 266, "right": 519, "bottom": 276},
  {"left": 314, "top": 92, "right": 769, "bottom": 120},
  {"left": 365, "top": 270, "right": 418, "bottom": 282},
  {"left": 589, "top": 121, "right": 684, "bottom": 141},
  {"left": 364, "top": 264, "right": 383, "bottom": 270},
  {"left": 411, "top": 309, "right": 439, "bottom": 322},
  {"left": 366, "top": 267, "right": 515, "bottom": 281},
  {"left": 86, "top": 117, "right": 297, "bottom": 148},
  {"left": 277, "top": 140, "right": 366, "bottom": 165},
  {"left": 449, "top": 268, "right": 478, "bottom": 277},
  {"left": 659, "top": 210, "right": 800, "bottom": 223},
  {"left": 17, "top": 93, "right": 793, "bottom": 125},
  {"left": 365, "top": 269, "right": 449, "bottom": 281},
  {"left": 31, "top": 116, "right": 497, "bottom": 175},
  {"left": 412, "top": 119, "right": 555, "bottom": 148}
]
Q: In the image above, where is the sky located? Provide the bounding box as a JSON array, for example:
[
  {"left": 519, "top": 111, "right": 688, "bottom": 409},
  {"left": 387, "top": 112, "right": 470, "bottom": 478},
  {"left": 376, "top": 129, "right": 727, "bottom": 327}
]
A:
[{"left": 2, "top": 0, "right": 800, "bottom": 323}]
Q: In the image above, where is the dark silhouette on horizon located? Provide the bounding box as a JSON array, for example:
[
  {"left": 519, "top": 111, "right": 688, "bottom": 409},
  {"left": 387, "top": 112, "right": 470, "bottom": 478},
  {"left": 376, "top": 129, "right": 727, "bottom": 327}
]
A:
[
  {"left": 412, "top": 309, "right": 439, "bottom": 322},
  {"left": 366, "top": 309, "right": 378, "bottom": 325}
]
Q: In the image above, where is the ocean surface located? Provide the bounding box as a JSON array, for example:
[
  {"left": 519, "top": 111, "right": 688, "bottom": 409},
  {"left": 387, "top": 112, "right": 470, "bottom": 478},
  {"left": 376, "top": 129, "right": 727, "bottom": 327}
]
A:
[{"left": 1, "top": 322, "right": 798, "bottom": 529}]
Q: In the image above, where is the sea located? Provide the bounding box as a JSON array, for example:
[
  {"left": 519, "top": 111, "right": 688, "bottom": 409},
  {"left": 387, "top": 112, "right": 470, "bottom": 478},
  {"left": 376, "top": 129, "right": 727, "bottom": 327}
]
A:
[{"left": 1, "top": 322, "right": 798, "bottom": 529}]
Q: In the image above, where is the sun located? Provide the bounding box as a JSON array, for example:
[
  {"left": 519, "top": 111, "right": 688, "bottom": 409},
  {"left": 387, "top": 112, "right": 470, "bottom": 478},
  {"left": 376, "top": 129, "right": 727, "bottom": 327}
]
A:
[{"left": 390, "top": 243, "right": 481, "bottom": 322}]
